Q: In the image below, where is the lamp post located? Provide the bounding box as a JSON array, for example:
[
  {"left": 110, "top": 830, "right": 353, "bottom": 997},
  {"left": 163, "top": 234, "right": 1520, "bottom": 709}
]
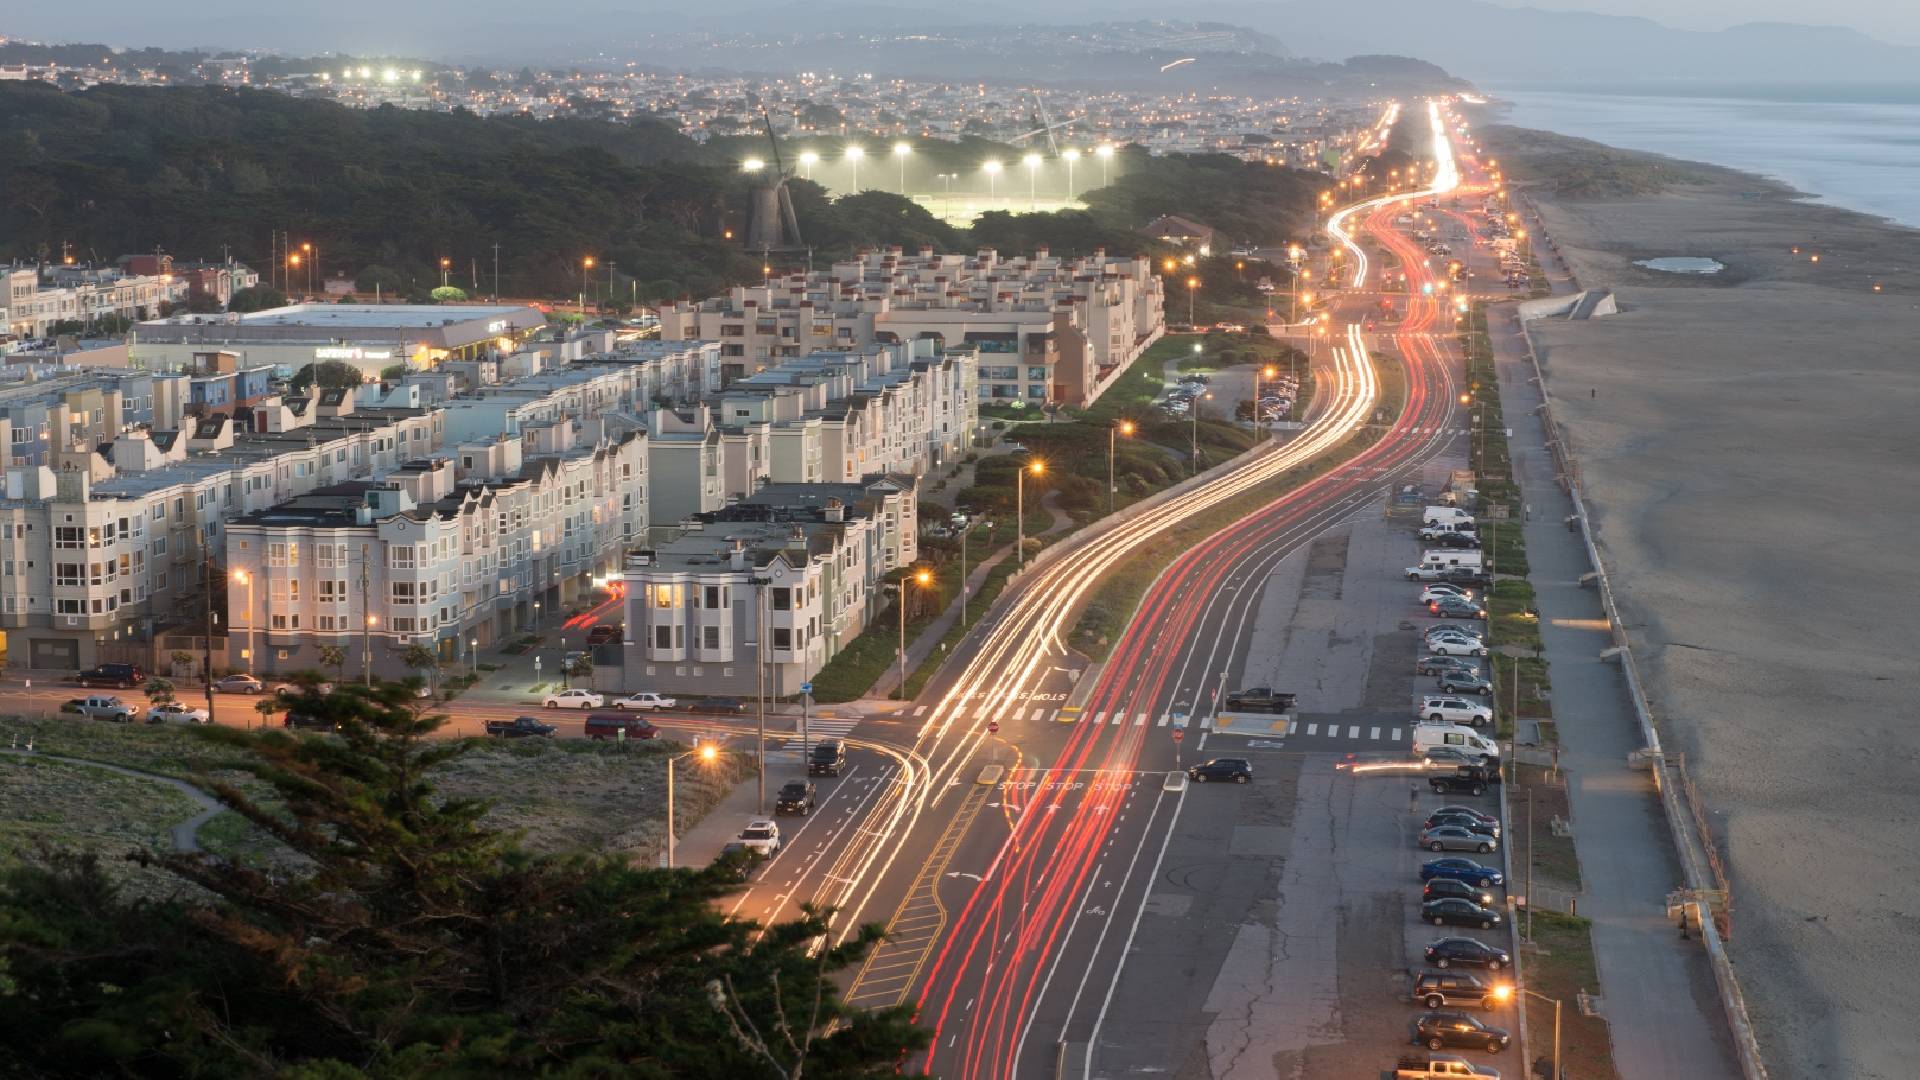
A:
[
  {"left": 983, "top": 159, "right": 1002, "bottom": 202},
  {"left": 1108, "top": 419, "right": 1135, "bottom": 513},
  {"left": 893, "top": 142, "right": 912, "bottom": 193},
  {"left": 895, "top": 568, "right": 931, "bottom": 698},
  {"left": 287, "top": 252, "right": 301, "bottom": 297},
  {"left": 1509, "top": 987, "right": 1562, "bottom": 1080},
  {"left": 1190, "top": 391, "right": 1212, "bottom": 474},
  {"left": 1016, "top": 459, "right": 1044, "bottom": 567},
  {"left": 470, "top": 637, "right": 479, "bottom": 676},
  {"left": 665, "top": 743, "right": 720, "bottom": 869},
  {"left": 1095, "top": 143, "right": 1113, "bottom": 187},
  {"left": 845, "top": 145, "right": 865, "bottom": 190},
  {"left": 1023, "top": 153, "right": 1041, "bottom": 209},
  {"left": 302, "top": 242, "right": 313, "bottom": 296},
  {"left": 1186, "top": 276, "right": 1199, "bottom": 327},
  {"left": 1063, "top": 148, "right": 1080, "bottom": 198},
  {"left": 798, "top": 151, "right": 818, "bottom": 180},
  {"left": 231, "top": 569, "right": 256, "bottom": 676},
  {"left": 1256, "top": 365, "right": 1277, "bottom": 442},
  {"left": 581, "top": 256, "right": 595, "bottom": 315}
]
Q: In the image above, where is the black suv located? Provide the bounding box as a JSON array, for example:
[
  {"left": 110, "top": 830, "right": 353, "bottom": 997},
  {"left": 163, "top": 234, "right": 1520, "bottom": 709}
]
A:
[
  {"left": 1412, "top": 971, "right": 1503, "bottom": 1011},
  {"left": 1187, "top": 758, "right": 1253, "bottom": 784},
  {"left": 1223, "top": 688, "right": 1296, "bottom": 713},
  {"left": 1414, "top": 1011, "right": 1510, "bottom": 1053},
  {"left": 808, "top": 739, "right": 846, "bottom": 777},
  {"left": 1422, "top": 878, "right": 1495, "bottom": 907},
  {"left": 72, "top": 663, "right": 145, "bottom": 689},
  {"left": 775, "top": 780, "right": 817, "bottom": 815},
  {"left": 1428, "top": 764, "right": 1501, "bottom": 796},
  {"left": 1424, "top": 936, "right": 1510, "bottom": 971},
  {"left": 1437, "top": 671, "right": 1492, "bottom": 696}
]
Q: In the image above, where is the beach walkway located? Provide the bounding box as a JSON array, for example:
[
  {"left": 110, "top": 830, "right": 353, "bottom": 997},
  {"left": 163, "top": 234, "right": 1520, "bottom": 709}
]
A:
[{"left": 1490, "top": 308, "right": 1740, "bottom": 1077}]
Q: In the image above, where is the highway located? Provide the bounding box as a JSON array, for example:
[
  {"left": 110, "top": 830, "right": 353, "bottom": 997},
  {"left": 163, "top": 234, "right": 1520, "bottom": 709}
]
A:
[{"left": 749, "top": 98, "right": 1472, "bottom": 1078}]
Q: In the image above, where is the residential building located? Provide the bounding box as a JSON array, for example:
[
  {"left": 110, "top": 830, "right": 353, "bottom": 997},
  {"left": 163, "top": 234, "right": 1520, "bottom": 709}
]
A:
[
  {"left": 4, "top": 263, "right": 188, "bottom": 338},
  {"left": 659, "top": 246, "right": 1162, "bottom": 407}
]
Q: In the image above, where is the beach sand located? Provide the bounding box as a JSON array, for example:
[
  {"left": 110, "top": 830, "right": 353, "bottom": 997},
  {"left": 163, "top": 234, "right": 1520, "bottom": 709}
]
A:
[{"left": 1481, "top": 124, "right": 1920, "bottom": 1080}]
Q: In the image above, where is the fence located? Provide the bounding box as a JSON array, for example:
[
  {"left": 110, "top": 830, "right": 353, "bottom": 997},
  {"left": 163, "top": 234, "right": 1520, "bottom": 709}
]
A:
[{"left": 1515, "top": 317, "right": 1770, "bottom": 1080}]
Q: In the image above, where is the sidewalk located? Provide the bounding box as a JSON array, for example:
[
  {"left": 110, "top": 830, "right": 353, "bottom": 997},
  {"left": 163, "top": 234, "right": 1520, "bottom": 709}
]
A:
[
  {"left": 867, "top": 489, "right": 1074, "bottom": 701},
  {"left": 1490, "top": 306, "right": 1739, "bottom": 1077}
]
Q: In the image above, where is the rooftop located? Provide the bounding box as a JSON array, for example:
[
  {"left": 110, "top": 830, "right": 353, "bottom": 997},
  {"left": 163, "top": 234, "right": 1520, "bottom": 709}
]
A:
[{"left": 222, "top": 303, "right": 542, "bottom": 331}]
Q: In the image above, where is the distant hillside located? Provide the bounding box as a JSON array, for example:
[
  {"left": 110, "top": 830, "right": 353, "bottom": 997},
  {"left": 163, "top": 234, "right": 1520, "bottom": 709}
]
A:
[{"left": 0, "top": 81, "right": 761, "bottom": 300}]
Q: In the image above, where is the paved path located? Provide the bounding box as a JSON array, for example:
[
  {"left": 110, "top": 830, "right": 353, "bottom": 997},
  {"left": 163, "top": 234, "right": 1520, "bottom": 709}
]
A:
[
  {"left": 1, "top": 746, "right": 222, "bottom": 853},
  {"left": 1489, "top": 305, "right": 1739, "bottom": 1078}
]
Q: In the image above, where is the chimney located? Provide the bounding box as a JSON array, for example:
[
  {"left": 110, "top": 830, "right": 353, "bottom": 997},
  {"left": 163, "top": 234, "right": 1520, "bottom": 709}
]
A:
[
  {"left": 823, "top": 498, "right": 845, "bottom": 523},
  {"left": 787, "top": 525, "right": 807, "bottom": 551},
  {"left": 729, "top": 538, "right": 747, "bottom": 571}
]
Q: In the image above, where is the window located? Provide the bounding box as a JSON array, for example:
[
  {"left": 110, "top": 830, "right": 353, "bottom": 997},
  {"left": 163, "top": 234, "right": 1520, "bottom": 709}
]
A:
[
  {"left": 392, "top": 617, "right": 415, "bottom": 633},
  {"left": 317, "top": 544, "right": 335, "bottom": 569},
  {"left": 57, "top": 598, "right": 83, "bottom": 615},
  {"left": 271, "top": 614, "right": 287, "bottom": 630},
  {"left": 287, "top": 543, "right": 299, "bottom": 567},
  {"left": 288, "top": 579, "right": 300, "bottom": 602},
  {"left": 771, "top": 587, "right": 791, "bottom": 612},
  {"left": 703, "top": 625, "right": 721, "bottom": 650},
  {"left": 54, "top": 526, "right": 83, "bottom": 550},
  {"left": 269, "top": 543, "right": 288, "bottom": 567},
  {"left": 390, "top": 582, "right": 416, "bottom": 605},
  {"left": 772, "top": 628, "right": 792, "bottom": 650},
  {"left": 654, "top": 625, "right": 673, "bottom": 649},
  {"left": 317, "top": 614, "right": 336, "bottom": 631},
  {"left": 704, "top": 584, "right": 722, "bottom": 609},
  {"left": 153, "top": 536, "right": 168, "bottom": 556},
  {"left": 390, "top": 546, "right": 414, "bottom": 569}
]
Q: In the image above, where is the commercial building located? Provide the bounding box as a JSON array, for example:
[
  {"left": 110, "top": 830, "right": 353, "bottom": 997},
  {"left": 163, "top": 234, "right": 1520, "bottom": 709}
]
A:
[
  {"left": 129, "top": 302, "right": 545, "bottom": 378},
  {"left": 619, "top": 477, "right": 911, "bottom": 696},
  {"left": 659, "top": 246, "right": 1162, "bottom": 407}
]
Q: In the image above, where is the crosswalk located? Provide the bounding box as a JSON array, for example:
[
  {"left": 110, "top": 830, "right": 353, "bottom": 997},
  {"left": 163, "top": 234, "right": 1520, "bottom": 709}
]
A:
[
  {"left": 778, "top": 716, "right": 860, "bottom": 750},
  {"left": 904, "top": 703, "right": 1403, "bottom": 746}
]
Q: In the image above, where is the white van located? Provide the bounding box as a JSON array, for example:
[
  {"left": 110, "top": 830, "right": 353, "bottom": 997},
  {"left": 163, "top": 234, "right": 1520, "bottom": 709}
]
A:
[
  {"left": 1424, "top": 506, "right": 1472, "bottom": 527},
  {"left": 1412, "top": 724, "right": 1500, "bottom": 760},
  {"left": 1421, "top": 550, "right": 1485, "bottom": 570}
]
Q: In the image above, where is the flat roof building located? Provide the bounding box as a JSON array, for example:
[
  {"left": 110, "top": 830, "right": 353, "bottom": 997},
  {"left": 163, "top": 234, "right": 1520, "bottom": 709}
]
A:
[{"left": 129, "top": 303, "right": 545, "bottom": 379}]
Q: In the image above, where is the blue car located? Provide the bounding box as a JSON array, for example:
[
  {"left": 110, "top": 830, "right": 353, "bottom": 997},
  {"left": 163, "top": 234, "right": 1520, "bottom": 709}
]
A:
[{"left": 1420, "top": 857, "right": 1504, "bottom": 889}]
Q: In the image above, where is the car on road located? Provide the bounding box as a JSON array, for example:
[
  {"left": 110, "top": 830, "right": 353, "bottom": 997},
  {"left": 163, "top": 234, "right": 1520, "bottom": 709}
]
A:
[
  {"left": 1424, "top": 936, "right": 1511, "bottom": 971},
  {"left": 1187, "top": 758, "right": 1253, "bottom": 784},
  {"left": 716, "top": 841, "right": 761, "bottom": 881},
  {"left": 485, "top": 716, "right": 557, "bottom": 739},
  {"left": 586, "top": 624, "right": 622, "bottom": 645},
  {"left": 1422, "top": 878, "right": 1496, "bottom": 907},
  {"left": 582, "top": 713, "right": 658, "bottom": 741},
  {"left": 1420, "top": 858, "right": 1504, "bottom": 888},
  {"left": 543, "top": 689, "right": 604, "bottom": 709},
  {"left": 737, "top": 817, "right": 782, "bottom": 855},
  {"left": 809, "top": 739, "right": 847, "bottom": 776},
  {"left": 1415, "top": 1011, "right": 1511, "bottom": 1053},
  {"left": 1425, "top": 636, "right": 1488, "bottom": 658},
  {"left": 1419, "top": 585, "right": 1474, "bottom": 604},
  {"left": 63, "top": 695, "right": 137, "bottom": 721},
  {"left": 1223, "top": 687, "right": 1295, "bottom": 713},
  {"left": 145, "top": 702, "right": 211, "bottom": 724},
  {"left": 213, "top": 674, "right": 267, "bottom": 694},
  {"left": 1437, "top": 672, "right": 1493, "bottom": 696},
  {"left": 1421, "top": 824, "right": 1497, "bottom": 854},
  {"left": 1430, "top": 597, "right": 1488, "bottom": 620},
  {"left": 612, "top": 692, "right": 675, "bottom": 711},
  {"left": 1423, "top": 897, "right": 1502, "bottom": 931},
  {"left": 1425, "top": 812, "right": 1500, "bottom": 839},
  {"left": 775, "top": 781, "right": 818, "bottom": 816},
  {"left": 1416, "top": 655, "right": 1480, "bottom": 677},
  {"left": 687, "top": 697, "right": 749, "bottom": 714},
  {"left": 1412, "top": 971, "right": 1506, "bottom": 1011}
]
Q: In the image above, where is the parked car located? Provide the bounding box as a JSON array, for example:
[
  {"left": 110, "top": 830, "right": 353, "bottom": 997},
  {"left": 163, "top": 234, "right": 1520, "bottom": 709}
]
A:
[
  {"left": 1429, "top": 764, "right": 1502, "bottom": 796},
  {"left": 1412, "top": 971, "right": 1506, "bottom": 1011},
  {"left": 65, "top": 695, "right": 136, "bottom": 721},
  {"left": 212, "top": 673, "right": 266, "bottom": 694},
  {"left": 1187, "top": 758, "right": 1253, "bottom": 784},
  {"left": 543, "top": 689, "right": 604, "bottom": 709},
  {"left": 737, "top": 817, "right": 782, "bottom": 855},
  {"left": 145, "top": 702, "right": 210, "bottom": 724},
  {"left": 612, "top": 692, "right": 675, "bottom": 711},
  {"left": 582, "top": 713, "right": 658, "bottom": 741},
  {"left": 1426, "top": 621, "right": 1486, "bottom": 641},
  {"left": 1422, "top": 747, "right": 1492, "bottom": 769},
  {"left": 1431, "top": 597, "right": 1488, "bottom": 620},
  {"left": 1405, "top": 565, "right": 1452, "bottom": 581},
  {"left": 1426, "top": 811, "right": 1500, "bottom": 839},
  {"left": 1415, "top": 1011, "right": 1510, "bottom": 1053},
  {"left": 1423, "top": 897, "right": 1502, "bottom": 930},
  {"left": 1420, "top": 696, "right": 1492, "bottom": 726},
  {"left": 1420, "top": 858, "right": 1504, "bottom": 888},
  {"left": 70, "top": 663, "right": 146, "bottom": 689},
  {"left": 1393, "top": 1052, "right": 1501, "bottom": 1078},
  {"left": 1440, "top": 568, "right": 1491, "bottom": 587},
  {"left": 485, "top": 716, "right": 557, "bottom": 739},
  {"left": 687, "top": 697, "right": 748, "bottom": 715},
  {"left": 1422, "top": 825, "right": 1497, "bottom": 854},
  {"left": 1425, "top": 636, "right": 1489, "bottom": 658},
  {"left": 1424, "top": 936, "right": 1511, "bottom": 971},
  {"left": 1432, "top": 532, "right": 1481, "bottom": 550},
  {"left": 809, "top": 739, "right": 847, "bottom": 776},
  {"left": 1437, "top": 672, "right": 1493, "bottom": 696},
  {"left": 283, "top": 711, "right": 341, "bottom": 732},
  {"left": 1432, "top": 804, "right": 1501, "bottom": 828},
  {"left": 1417, "top": 655, "right": 1481, "bottom": 677},
  {"left": 775, "top": 781, "right": 818, "bottom": 816},
  {"left": 1422, "top": 878, "right": 1496, "bottom": 907},
  {"left": 1419, "top": 585, "right": 1474, "bottom": 604}
]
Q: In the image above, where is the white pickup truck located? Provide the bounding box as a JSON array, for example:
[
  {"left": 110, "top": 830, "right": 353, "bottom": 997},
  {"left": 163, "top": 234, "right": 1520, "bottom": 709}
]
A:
[{"left": 1394, "top": 1053, "right": 1500, "bottom": 1078}]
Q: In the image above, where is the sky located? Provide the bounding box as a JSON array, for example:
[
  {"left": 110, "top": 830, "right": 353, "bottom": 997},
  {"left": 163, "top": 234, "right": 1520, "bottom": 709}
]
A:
[{"left": 1489, "top": 0, "right": 1920, "bottom": 45}]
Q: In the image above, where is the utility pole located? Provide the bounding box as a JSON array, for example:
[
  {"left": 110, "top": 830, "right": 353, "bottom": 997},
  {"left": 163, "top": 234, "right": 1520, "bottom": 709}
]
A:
[
  {"left": 200, "top": 554, "right": 217, "bottom": 722},
  {"left": 753, "top": 575, "right": 769, "bottom": 814},
  {"left": 492, "top": 243, "right": 501, "bottom": 301},
  {"left": 1526, "top": 787, "right": 1535, "bottom": 943},
  {"left": 360, "top": 542, "right": 374, "bottom": 685}
]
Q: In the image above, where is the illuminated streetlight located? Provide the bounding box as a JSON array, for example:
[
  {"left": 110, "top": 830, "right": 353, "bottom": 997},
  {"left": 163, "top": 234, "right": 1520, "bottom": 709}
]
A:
[
  {"left": 845, "top": 144, "right": 865, "bottom": 190},
  {"left": 1017, "top": 459, "right": 1044, "bottom": 566},
  {"left": 983, "top": 159, "right": 1002, "bottom": 200},
  {"left": 893, "top": 141, "right": 912, "bottom": 193},
  {"left": 1063, "top": 148, "right": 1081, "bottom": 196},
  {"left": 798, "top": 150, "right": 818, "bottom": 179},
  {"left": 742, "top": 157, "right": 766, "bottom": 173},
  {"left": 895, "top": 568, "right": 932, "bottom": 699},
  {"left": 665, "top": 744, "right": 722, "bottom": 868},
  {"left": 1095, "top": 143, "right": 1114, "bottom": 186},
  {"left": 1023, "top": 152, "right": 1042, "bottom": 209},
  {"left": 1108, "top": 419, "right": 1135, "bottom": 513},
  {"left": 1186, "top": 275, "right": 1199, "bottom": 326}
]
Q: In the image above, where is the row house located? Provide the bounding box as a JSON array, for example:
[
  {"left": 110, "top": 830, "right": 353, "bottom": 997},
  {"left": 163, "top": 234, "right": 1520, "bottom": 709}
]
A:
[{"left": 3, "top": 264, "right": 188, "bottom": 338}]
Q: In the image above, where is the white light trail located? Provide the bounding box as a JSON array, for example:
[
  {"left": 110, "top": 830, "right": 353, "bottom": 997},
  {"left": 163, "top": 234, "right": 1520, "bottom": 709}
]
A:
[{"left": 1327, "top": 98, "right": 1461, "bottom": 290}]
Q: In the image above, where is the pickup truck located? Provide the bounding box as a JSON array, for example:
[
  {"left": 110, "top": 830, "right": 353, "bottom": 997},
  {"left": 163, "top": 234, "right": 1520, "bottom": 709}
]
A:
[
  {"left": 61, "top": 695, "right": 138, "bottom": 721},
  {"left": 485, "top": 716, "right": 556, "bottom": 739},
  {"left": 1393, "top": 1053, "right": 1500, "bottom": 1078},
  {"left": 1223, "top": 687, "right": 1297, "bottom": 714}
]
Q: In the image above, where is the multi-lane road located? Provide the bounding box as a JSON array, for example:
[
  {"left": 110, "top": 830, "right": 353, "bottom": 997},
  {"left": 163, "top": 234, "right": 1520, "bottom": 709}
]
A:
[{"left": 691, "top": 98, "right": 1496, "bottom": 1078}]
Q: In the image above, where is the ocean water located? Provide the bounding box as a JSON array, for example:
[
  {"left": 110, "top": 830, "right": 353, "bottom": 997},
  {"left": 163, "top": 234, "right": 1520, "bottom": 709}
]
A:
[{"left": 1489, "top": 88, "right": 1920, "bottom": 229}]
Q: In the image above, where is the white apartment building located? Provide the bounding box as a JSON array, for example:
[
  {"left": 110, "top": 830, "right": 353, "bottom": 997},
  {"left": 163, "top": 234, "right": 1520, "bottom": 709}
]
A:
[
  {"left": 223, "top": 426, "right": 650, "bottom": 679},
  {"left": 5, "top": 265, "right": 188, "bottom": 338},
  {"left": 619, "top": 479, "right": 908, "bottom": 696},
  {"left": 659, "top": 246, "right": 1162, "bottom": 407}
]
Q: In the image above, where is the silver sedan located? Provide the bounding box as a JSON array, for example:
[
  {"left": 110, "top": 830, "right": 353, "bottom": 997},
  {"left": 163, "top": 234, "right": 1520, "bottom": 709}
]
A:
[{"left": 1420, "top": 824, "right": 1498, "bottom": 854}]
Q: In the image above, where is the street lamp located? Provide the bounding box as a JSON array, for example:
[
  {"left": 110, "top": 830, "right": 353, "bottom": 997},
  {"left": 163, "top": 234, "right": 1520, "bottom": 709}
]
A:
[
  {"left": 893, "top": 141, "right": 912, "bottom": 193},
  {"left": 665, "top": 743, "right": 720, "bottom": 869},
  {"left": 983, "top": 159, "right": 1002, "bottom": 201},
  {"left": 845, "top": 145, "right": 865, "bottom": 190},
  {"left": 581, "top": 256, "right": 596, "bottom": 314},
  {"left": 1023, "top": 153, "right": 1041, "bottom": 209},
  {"left": 1108, "top": 419, "right": 1135, "bottom": 513},
  {"left": 1190, "top": 392, "right": 1213, "bottom": 474},
  {"left": 895, "top": 568, "right": 932, "bottom": 697},
  {"left": 232, "top": 569, "right": 256, "bottom": 677},
  {"left": 1186, "top": 276, "right": 1199, "bottom": 327},
  {"left": 742, "top": 157, "right": 766, "bottom": 173},
  {"left": 1095, "top": 143, "right": 1114, "bottom": 187},
  {"left": 798, "top": 150, "right": 818, "bottom": 179},
  {"left": 1255, "top": 365, "right": 1278, "bottom": 442},
  {"left": 1016, "top": 459, "right": 1044, "bottom": 567},
  {"left": 1493, "top": 985, "right": 1562, "bottom": 1080},
  {"left": 302, "top": 242, "right": 313, "bottom": 296},
  {"left": 1063, "top": 148, "right": 1081, "bottom": 197},
  {"left": 470, "top": 637, "right": 479, "bottom": 676}
]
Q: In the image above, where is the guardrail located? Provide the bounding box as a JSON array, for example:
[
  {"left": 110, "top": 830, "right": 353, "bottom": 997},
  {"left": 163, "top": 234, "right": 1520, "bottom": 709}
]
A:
[{"left": 1514, "top": 318, "right": 1770, "bottom": 1080}]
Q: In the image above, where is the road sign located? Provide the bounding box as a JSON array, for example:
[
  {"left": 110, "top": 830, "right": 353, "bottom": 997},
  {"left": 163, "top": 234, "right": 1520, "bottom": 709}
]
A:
[
  {"left": 799, "top": 681, "right": 812, "bottom": 694},
  {"left": 1172, "top": 728, "right": 1184, "bottom": 742},
  {"left": 987, "top": 720, "right": 1000, "bottom": 734}
]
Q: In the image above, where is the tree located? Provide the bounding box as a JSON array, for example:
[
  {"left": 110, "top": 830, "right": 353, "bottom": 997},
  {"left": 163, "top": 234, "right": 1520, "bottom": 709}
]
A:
[
  {"left": 289, "top": 359, "right": 364, "bottom": 394},
  {"left": 0, "top": 681, "right": 928, "bottom": 1075},
  {"left": 317, "top": 644, "right": 347, "bottom": 684},
  {"left": 354, "top": 264, "right": 406, "bottom": 295},
  {"left": 143, "top": 677, "right": 175, "bottom": 709},
  {"left": 169, "top": 650, "right": 195, "bottom": 679},
  {"left": 252, "top": 695, "right": 281, "bottom": 730},
  {"left": 401, "top": 642, "right": 439, "bottom": 694},
  {"left": 429, "top": 285, "right": 467, "bottom": 302},
  {"left": 226, "top": 284, "right": 286, "bottom": 312}
]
